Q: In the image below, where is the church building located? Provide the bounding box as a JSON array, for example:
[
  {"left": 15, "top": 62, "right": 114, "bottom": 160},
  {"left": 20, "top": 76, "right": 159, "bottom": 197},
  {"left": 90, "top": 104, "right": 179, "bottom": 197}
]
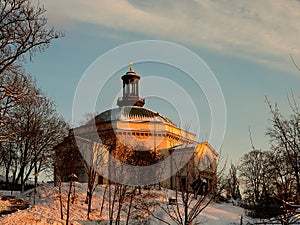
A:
[{"left": 54, "top": 63, "right": 218, "bottom": 193}]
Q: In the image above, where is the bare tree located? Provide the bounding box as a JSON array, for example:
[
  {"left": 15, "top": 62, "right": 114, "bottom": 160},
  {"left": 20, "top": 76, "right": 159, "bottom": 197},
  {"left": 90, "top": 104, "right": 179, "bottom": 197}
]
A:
[
  {"left": 239, "top": 95, "right": 300, "bottom": 224},
  {"left": 148, "top": 149, "right": 222, "bottom": 225},
  {"left": 94, "top": 139, "right": 162, "bottom": 224},
  {"left": 105, "top": 142, "right": 151, "bottom": 225},
  {"left": 0, "top": 71, "right": 37, "bottom": 183},
  {"left": 65, "top": 173, "right": 78, "bottom": 225},
  {"left": 53, "top": 138, "right": 83, "bottom": 222},
  {"left": 0, "top": 67, "right": 37, "bottom": 143},
  {"left": 78, "top": 137, "right": 108, "bottom": 220},
  {"left": 266, "top": 95, "right": 300, "bottom": 202},
  {"left": 0, "top": 0, "right": 63, "bottom": 74},
  {"left": 104, "top": 177, "right": 138, "bottom": 225},
  {"left": 225, "top": 163, "right": 241, "bottom": 200},
  {"left": 1, "top": 86, "right": 68, "bottom": 193},
  {"left": 1, "top": 0, "right": 63, "bottom": 145},
  {"left": 238, "top": 149, "right": 270, "bottom": 205}
]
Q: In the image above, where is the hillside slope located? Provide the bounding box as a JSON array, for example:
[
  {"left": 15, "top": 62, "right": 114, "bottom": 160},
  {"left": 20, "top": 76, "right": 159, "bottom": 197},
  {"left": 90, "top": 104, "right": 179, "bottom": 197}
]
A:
[{"left": 0, "top": 183, "right": 251, "bottom": 225}]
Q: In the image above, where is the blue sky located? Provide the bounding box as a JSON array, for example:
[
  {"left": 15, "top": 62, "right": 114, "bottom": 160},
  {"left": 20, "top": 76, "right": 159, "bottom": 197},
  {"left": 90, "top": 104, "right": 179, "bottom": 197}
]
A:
[{"left": 26, "top": 0, "right": 300, "bottom": 163}]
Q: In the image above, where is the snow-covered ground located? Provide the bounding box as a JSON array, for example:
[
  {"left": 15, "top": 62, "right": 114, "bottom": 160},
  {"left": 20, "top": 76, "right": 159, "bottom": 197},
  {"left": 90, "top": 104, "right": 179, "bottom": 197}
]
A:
[{"left": 0, "top": 183, "right": 251, "bottom": 225}]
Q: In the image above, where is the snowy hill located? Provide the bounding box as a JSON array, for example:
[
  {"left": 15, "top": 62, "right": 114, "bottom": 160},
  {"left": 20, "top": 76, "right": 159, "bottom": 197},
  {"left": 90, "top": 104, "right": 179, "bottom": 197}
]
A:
[{"left": 0, "top": 183, "right": 251, "bottom": 225}]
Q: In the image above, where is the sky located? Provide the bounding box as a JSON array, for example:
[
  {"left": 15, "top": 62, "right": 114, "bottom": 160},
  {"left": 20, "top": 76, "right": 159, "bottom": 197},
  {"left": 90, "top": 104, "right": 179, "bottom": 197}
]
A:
[{"left": 25, "top": 0, "right": 300, "bottom": 164}]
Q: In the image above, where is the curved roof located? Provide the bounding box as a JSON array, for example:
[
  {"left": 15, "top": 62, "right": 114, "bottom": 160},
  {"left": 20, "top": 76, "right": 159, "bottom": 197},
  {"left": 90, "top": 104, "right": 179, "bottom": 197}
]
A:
[{"left": 91, "top": 106, "right": 176, "bottom": 126}]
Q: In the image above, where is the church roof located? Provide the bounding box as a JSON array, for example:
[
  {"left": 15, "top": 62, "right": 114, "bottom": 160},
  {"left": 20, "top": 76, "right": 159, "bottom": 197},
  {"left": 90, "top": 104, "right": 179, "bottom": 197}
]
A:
[{"left": 91, "top": 106, "right": 176, "bottom": 126}]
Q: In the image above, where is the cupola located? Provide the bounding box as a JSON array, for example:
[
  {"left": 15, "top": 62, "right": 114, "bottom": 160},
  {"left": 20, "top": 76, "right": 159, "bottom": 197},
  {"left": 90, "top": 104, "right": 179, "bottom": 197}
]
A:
[{"left": 117, "top": 62, "right": 145, "bottom": 107}]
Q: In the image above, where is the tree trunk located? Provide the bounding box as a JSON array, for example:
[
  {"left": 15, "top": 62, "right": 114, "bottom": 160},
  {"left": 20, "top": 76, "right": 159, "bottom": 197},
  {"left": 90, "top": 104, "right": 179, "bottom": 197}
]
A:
[
  {"left": 21, "top": 171, "right": 24, "bottom": 193},
  {"left": 66, "top": 181, "right": 73, "bottom": 225},
  {"left": 87, "top": 185, "right": 93, "bottom": 219},
  {"left": 58, "top": 178, "right": 64, "bottom": 220},
  {"left": 109, "top": 184, "right": 117, "bottom": 225},
  {"left": 99, "top": 184, "right": 107, "bottom": 219},
  {"left": 295, "top": 169, "right": 300, "bottom": 203},
  {"left": 184, "top": 192, "right": 188, "bottom": 225},
  {"left": 33, "top": 163, "right": 38, "bottom": 207},
  {"left": 125, "top": 188, "right": 135, "bottom": 225}
]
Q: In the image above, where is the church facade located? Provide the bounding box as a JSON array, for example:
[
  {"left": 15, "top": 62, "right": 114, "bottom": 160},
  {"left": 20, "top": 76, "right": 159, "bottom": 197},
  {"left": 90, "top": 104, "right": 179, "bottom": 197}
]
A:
[{"left": 54, "top": 63, "right": 218, "bottom": 192}]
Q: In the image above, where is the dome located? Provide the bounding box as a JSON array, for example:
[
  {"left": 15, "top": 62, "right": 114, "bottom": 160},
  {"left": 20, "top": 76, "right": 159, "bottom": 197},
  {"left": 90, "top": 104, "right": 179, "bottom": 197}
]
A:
[{"left": 91, "top": 106, "right": 176, "bottom": 126}]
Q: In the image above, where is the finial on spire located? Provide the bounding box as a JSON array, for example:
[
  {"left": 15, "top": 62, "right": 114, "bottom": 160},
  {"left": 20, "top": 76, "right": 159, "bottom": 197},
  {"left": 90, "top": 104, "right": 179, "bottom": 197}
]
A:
[{"left": 129, "top": 61, "right": 133, "bottom": 72}]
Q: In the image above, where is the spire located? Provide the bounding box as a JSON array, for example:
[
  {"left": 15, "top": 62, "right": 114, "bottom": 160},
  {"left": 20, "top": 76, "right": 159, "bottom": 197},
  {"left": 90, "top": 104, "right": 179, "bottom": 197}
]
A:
[{"left": 129, "top": 61, "right": 133, "bottom": 72}]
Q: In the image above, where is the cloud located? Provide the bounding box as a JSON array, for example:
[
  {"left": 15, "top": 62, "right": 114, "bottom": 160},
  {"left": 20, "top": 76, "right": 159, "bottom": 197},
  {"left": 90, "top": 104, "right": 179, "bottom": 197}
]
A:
[{"left": 41, "top": 0, "right": 300, "bottom": 72}]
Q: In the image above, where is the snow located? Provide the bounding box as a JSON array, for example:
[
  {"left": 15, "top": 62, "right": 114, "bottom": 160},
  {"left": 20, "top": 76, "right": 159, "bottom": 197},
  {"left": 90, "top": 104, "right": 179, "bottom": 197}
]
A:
[
  {"left": 0, "top": 182, "right": 251, "bottom": 225},
  {"left": 201, "top": 204, "right": 244, "bottom": 225},
  {"left": 0, "top": 199, "right": 11, "bottom": 211}
]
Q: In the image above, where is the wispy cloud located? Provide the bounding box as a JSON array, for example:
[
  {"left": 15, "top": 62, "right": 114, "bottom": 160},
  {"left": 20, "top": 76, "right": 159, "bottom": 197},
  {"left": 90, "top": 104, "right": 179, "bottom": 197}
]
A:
[{"left": 42, "top": 0, "right": 300, "bottom": 72}]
